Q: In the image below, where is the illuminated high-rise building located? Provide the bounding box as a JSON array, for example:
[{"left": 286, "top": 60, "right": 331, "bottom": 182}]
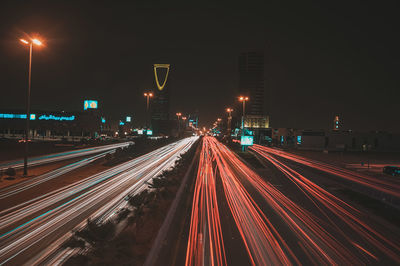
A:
[{"left": 152, "top": 64, "right": 171, "bottom": 121}]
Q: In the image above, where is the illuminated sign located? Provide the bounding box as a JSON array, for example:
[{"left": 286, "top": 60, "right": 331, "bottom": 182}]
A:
[
  {"left": 101, "top": 117, "right": 106, "bottom": 123},
  {"left": 137, "top": 129, "right": 143, "bottom": 135},
  {"left": 297, "top": 136, "right": 302, "bottom": 145},
  {"left": 126, "top": 116, "right": 131, "bottom": 122},
  {"left": 84, "top": 100, "right": 98, "bottom": 110},
  {"left": 38, "top": 115, "right": 75, "bottom": 121},
  {"left": 146, "top": 129, "right": 153, "bottom": 136},
  {"left": 241, "top": 136, "right": 254, "bottom": 146},
  {"left": 0, "top": 113, "right": 36, "bottom": 120},
  {"left": 153, "top": 64, "right": 170, "bottom": 91},
  {"left": 119, "top": 121, "right": 125, "bottom": 126}
]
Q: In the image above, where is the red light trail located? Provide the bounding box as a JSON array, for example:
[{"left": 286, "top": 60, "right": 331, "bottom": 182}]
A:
[
  {"left": 250, "top": 144, "right": 400, "bottom": 263},
  {"left": 186, "top": 137, "right": 400, "bottom": 265},
  {"left": 251, "top": 145, "right": 400, "bottom": 198},
  {"left": 185, "top": 137, "right": 226, "bottom": 266}
]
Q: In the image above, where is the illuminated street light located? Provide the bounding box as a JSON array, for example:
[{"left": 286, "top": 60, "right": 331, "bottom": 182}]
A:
[
  {"left": 226, "top": 108, "right": 233, "bottom": 135},
  {"left": 176, "top": 112, "right": 182, "bottom": 134},
  {"left": 20, "top": 36, "right": 44, "bottom": 176},
  {"left": 238, "top": 96, "right": 249, "bottom": 151},
  {"left": 238, "top": 96, "right": 249, "bottom": 128},
  {"left": 143, "top": 91, "right": 153, "bottom": 129}
]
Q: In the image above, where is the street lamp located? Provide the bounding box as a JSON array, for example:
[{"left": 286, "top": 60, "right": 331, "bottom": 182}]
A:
[
  {"left": 143, "top": 91, "right": 153, "bottom": 128},
  {"left": 176, "top": 112, "right": 182, "bottom": 134},
  {"left": 20, "top": 37, "right": 43, "bottom": 176},
  {"left": 226, "top": 108, "right": 233, "bottom": 136},
  {"left": 238, "top": 96, "right": 249, "bottom": 132}
]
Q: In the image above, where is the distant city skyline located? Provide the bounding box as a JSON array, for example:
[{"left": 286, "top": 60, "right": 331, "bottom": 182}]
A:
[{"left": 0, "top": 1, "right": 399, "bottom": 131}]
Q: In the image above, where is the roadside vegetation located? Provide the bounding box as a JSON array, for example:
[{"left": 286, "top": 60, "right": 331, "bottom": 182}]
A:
[{"left": 64, "top": 139, "right": 199, "bottom": 265}]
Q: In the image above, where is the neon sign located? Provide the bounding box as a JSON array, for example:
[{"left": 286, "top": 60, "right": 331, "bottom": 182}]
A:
[
  {"left": 0, "top": 113, "right": 36, "bottom": 120},
  {"left": 126, "top": 116, "right": 131, "bottom": 122},
  {"left": 153, "top": 64, "right": 170, "bottom": 91},
  {"left": 38, "top": 115, "right": 75, "bottom": 121},
  {"left": 146, "top": 129, "right": 153, "bottom": 136},
  {"left": 84, "top": 100, "right": 98, "bottom": 110}
]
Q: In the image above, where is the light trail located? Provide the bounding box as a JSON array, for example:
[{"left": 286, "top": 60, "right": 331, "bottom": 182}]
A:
[
  {"left": 0, "top": 142, "right": 132, "bottom": 171},
  {"left": 250, "top": 145, "right": 400, "bottom": 263},
  {"left": 251, "top": 145, "right": 400, "bottom": 198},
  {"left": 202, "top": 137, "right": 400, "bottom": 264},
  {"left": 0, "top": 137, "right": 198, "bottom": 265},
  {"left": 185, "top": 137, "right": 226, "bottom": 266},
  {"left": 207, "top": 137, "right": 297, "bottom": 265},
  {"left": 0, "top": 150, "right": 113, "bottom": 199}
]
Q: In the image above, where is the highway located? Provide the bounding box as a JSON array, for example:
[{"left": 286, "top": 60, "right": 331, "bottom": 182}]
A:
[
  {"left": 0, "top": 137, "right": 198, "bottom": 265},
  {"left": 0, "top": 142, "right": 132, "bottom": 171},
  {"left": 0, "top": 150, "right": 113, "bottom": 200},
  {"left": 184, "top": 137, "right": 400, "bottom": 265}
]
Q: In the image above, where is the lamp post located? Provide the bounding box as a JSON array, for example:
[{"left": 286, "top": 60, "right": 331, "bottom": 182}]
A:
[
  {"left": 143, "top": 91, "right": 153, "bottom": 129},
  {"left": 226, "top": 108, "right": 233, "bottom": 136},
  {"left": 238, "top": 96, "right": 249, "bottom": 133},
  {"left": 20, "top": 37, "right": 42, "bottom": 177},
  {"left": 239, "top": 96, "right": 249, "bottom": 151},
  {"left": 176, "top": 112, "right": 182, "bottom": 134}
]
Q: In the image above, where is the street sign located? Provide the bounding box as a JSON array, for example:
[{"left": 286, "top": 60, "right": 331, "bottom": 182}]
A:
[{"left": 241, "top": 136, "right": 254, "bottom": 146}]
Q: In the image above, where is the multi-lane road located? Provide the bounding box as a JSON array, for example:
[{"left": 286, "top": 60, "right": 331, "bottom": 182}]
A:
[
  {"left": 183, "top": 137, "right": 400, "bottom": 265},
  {"left": 0, "top": 137, "right": 198, "bottom": 265},
  {"left": 1, "top": 136, "right": 399, "bottom": 265},
  {"left": 0, "top": 142, "right": 132, "bottom": 171}
]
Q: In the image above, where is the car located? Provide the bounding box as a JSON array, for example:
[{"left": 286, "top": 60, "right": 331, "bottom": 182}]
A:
[{"left": 383, "top": 166, "right": 400, "bottom": 176}]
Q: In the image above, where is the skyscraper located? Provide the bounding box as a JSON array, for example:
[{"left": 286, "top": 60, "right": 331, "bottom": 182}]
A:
[
  {"left": 151, "top": 64, "right": 173, "bottom": 135},
  {"left": 238, "top": 51, "right": 270, "bottom": 143},
  {"left": 238, "top": 51, "right": 265, "bottom": 116},
  {"left": 152, "top": 64, "right": 171, "bottom": 121}
]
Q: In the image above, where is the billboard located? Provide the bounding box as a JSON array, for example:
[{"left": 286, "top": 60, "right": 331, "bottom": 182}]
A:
[
  {"left": 146, "top": 129, "right": 153, "bottom": 136},
  {"left": 84, "top": 100, "right": 98, "bottom": 110},
  {"left": 241, "top": 136, "right": 254, "bottom": 146}
]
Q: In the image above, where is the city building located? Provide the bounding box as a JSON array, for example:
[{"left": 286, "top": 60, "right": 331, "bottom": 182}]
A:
[
  {"left": 151, "top": 64, "right": 174, "bottom": 136},
  {"left": 238, "top": 51, "right": 270, "bottom": 143}
]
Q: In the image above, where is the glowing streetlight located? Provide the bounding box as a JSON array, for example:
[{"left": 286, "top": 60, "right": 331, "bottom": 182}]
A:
[
  {"left": 143, "top": 91, "right": 153, "bottom": 128},
  {"left": 176, "top": 112, "right": 182, "bottom": 134},
  {"left": 238, "top": 96, "right": 249, "bottom": 129},
  {"left": 20, "top": 36, "right": 43, "bottom": 176},
  {"left": 226, "top": 108, "right": 233, "bottom": 135}
]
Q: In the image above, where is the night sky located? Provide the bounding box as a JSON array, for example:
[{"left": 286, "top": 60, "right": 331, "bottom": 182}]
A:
[{"left": 0, "top": 1, "right": 399, "bottom": 131}]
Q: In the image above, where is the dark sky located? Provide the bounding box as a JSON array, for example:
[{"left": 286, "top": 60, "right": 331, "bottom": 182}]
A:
[{"left": 0, "top": 1, "right": 399, "bottom": 131}]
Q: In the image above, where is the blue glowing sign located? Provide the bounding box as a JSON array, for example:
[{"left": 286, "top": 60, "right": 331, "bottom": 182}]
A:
[
  {"left": 119, "top": 121, "right": 125, "bottom": 126},
  {"left": 101, "top": 117, "right": 106, "bottom": 123},
  {"left": 84, "top": 100, "right": 98, "bottom": 110},
  {"left": 146, "top": 129, "right": 153, "bottom": 136},
  {"left": 297, "top": 136, "right": 302, "bottom": 144},
  {"left": 38, "top": 115, "right": 75, "bottom": 121},
  {"left": 126, "top": 116, "right": 131, "bottom": 122},
  {"left": 281, "top": 136, "right": 284, "bottom": 144},
  {"left": 241, "top": 136, "right": 254, "bottom": 146},
  {"left": 0, "top": 113, "right": 36, "bottom": 120}
]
